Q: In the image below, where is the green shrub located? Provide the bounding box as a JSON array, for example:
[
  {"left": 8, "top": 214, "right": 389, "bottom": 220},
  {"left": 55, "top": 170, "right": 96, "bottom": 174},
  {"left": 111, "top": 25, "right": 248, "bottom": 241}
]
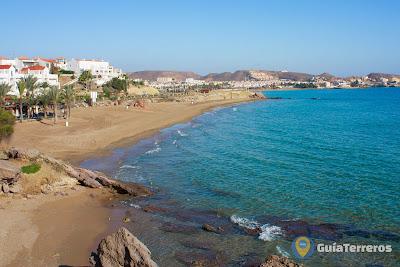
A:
[
  {"left": 0, "top": 108, "right": 15, "bottom": 142},
  {"left": 21, "top": 163, "right": 41, "bottom": 174}
]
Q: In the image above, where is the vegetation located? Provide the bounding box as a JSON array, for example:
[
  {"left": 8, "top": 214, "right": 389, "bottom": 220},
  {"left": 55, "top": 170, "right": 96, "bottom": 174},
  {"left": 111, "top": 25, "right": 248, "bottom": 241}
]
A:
[
  {"left": 0, "top": 83, "right": 12, "bottom": 105},
  {"left": 79, "top": 70, "right": 93, "bottom": 90},
  {"left": 24, "top": 75, "right": 39, "bottom": 119},
  {"left": 102, "top": 77, "right": 129, "bottom": 99},
  {"left": 0, "top": 108, "right": 15, "bottom": 142},
  {"left": 48, "top": 86, "right": 60, "bottom": 124},
  {"left": 62, "top": 85, "right": 75, "bottom": 122},
  {"left": 350, "top": 80, "right": 360, "bottom": 87},
  {"left": 21, "top": 163, "right": 41, "bottom": 174},
  {"left": 16, "top": 80, "right": 26, "bottom": 123},
  {"left": 59, "top": 69, "right": 74, "bottom": 75},
  {"left": 293, "top": 83, "right": 318, "bottom": 89}
]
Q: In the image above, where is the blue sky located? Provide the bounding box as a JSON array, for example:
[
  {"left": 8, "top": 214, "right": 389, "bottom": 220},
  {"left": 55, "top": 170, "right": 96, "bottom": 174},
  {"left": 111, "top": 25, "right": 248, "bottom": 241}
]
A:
[{"left": 1, "top": 0, "right": 399, "bottom": 76}]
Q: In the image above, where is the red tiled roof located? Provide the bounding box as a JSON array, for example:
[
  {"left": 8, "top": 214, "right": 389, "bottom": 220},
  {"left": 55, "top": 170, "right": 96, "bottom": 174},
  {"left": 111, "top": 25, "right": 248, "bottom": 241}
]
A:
[
  {"left": 18, "top": 56, "right": 30, "bottom": 60},
  {"left": 0, "top": 65, "right": 12, "bottom": 70},
  {"left": 20, "top": 65, "right": 46, "bottom": 73},
  {"left": 37, "top": 57, "right": 56, "bottom": 63}
]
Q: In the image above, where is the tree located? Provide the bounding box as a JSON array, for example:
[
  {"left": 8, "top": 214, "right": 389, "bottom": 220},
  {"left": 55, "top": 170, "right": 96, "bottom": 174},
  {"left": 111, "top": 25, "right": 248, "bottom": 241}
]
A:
[
  {"left": 79, "top": 70, "right": 93, "bottom": 90},
  {"left": 48, "top": 86, "right": 60, "bottom": 124},
  {"left": 24, "top": 75, "right": 38, "bottom": 119},
  {"left": 0, "top": 83, "right": 12, "bottom": 105},
  {"left": 0, "top": 108, "right": 15, "bottom": 143},
  {"left": 17, "top": 80, "right": 26, "bottom": 123},
  {"left": 62, "top": 85, "right": 75, "bottom": 123}
]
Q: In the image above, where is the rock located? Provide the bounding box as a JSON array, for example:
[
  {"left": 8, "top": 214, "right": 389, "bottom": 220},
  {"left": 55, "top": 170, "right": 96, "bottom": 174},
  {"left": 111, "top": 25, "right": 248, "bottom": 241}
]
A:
[
  {"left": 94, "top": 227, "right": 158, "bottom": 267},
  {"left": 142, "top": 205, "right": 166, "bottom": 213},
  {"left": 41, "top": 184, "right": 53, "bottom": 194},
  {"left": 202, "top": 224, "right": 222, "bottom": 234},
  {"left": 260, "top": 255, "right": 303, "bottom": 267},
  {"left": 9, "top": 184, "right": 21, "bottom": 193},
  {"left": 123, "top": 217, "right": 131, "bottom": 223},
  {"left": 2, "top": 183, "right": 10, "bottom": 193},
  {"left": 0, "top": 160, "right": 21, "bottom": 184},
  {"left": 0, "top": 151, "right": 9, "bottom": 160},
  {"left": 6, "top": 147, "right": 41, "bottom": 160},
  {"left": 252, "top": 92, "right": 266, "bottom": 99},
  {"left": 160, "top": 222, "right": 199, "bottom": 234},
  {"left": 2, "top": 147, "right": 152, "bottom": 197},
  {"left": 175, "top": 250, "right": 227, "bottom": 267}
]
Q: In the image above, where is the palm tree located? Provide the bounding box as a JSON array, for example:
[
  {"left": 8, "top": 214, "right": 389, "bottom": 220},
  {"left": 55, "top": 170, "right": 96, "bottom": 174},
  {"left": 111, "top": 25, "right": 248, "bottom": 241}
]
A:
[
  {"left": 48, "top": 86, "right": 59, "bottom": 124},
  {"left": 39, "top": 82, "right": 50, "bottom": 119},
  {"left": 24, "top": 75, "right": 38, "bottom": 119},
  {"left": 16, "top": 80, "right": 26, "bottom": 123},
  {"left": 63, "top": 85, "right": 75, "bottom": 124},
  {"left": 0, "top": 83, "right": 12, "bottom": 105},
  {"left": 39, "top": 89, "right": 50, "bottom": 119}
]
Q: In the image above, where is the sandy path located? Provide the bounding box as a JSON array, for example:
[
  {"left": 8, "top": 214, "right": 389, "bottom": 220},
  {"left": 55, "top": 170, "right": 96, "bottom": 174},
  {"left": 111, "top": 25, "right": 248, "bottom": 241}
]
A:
[{"left": 0, "top": 188, "right": 112, "bottom": 267}]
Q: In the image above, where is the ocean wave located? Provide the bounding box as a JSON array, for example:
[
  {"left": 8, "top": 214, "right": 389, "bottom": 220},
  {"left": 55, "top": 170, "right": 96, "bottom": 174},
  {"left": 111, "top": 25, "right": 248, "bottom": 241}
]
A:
[
  {"left": 177, "top": 130, "right": 188, "bottom": 137},
  {"left": 276, "top": 246, "right": 290, "bottom": 257},
  {"left": 232, "top": 107, "right": 237, "bottom": 111},
  {"left": 259, "top": 224, "right": 282, "bottom": 241},
  {"left": 230, "top": 215, "right": 282, "bottom": 241},
  {"left": 120, "top": 164, "right": 138, "bottom": 169},
  {"left": 145, "top": 147, "right": 161, "bottom": 154},
  {"left": 230, "top": 215, "right": 259, "bottom": 229}
]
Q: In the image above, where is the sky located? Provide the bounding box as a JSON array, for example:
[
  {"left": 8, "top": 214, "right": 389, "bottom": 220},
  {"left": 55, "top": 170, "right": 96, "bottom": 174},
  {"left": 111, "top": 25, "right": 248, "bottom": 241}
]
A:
[{"left": 1, "top": 0, "right": 399, "bottom": 76}]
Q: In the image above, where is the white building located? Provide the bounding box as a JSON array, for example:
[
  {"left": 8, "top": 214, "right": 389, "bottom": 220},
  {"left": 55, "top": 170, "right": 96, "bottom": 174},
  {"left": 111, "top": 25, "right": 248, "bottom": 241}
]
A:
[
  {"left": 156, "top": 77, "right": 174, "bottom": 83},
  {"left": 66, "top": 59, "right": 123, "bottom": 85},
  {"left": 0, "top": 56, "right": 16, "bottom": 66},
  {"left": 0, "top": 64, "right": 59, "bottom": 96}
]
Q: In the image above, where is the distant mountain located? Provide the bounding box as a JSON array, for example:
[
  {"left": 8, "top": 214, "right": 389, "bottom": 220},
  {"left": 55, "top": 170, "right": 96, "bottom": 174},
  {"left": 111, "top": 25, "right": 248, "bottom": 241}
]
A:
[
  {"left": 201, "top": 70, "right": 314, "bottom": 82},
  {"left": 128, "top": 71, "right": 201, "bottom": 81},
  {"left": 128, "top": 70, "right": 399, "bottom": 82},
  {"left": 201, "top": 70, "right": 251, "bottom": 81},
  {"left": 367, "top": 73, "right": 400, "bottom": 81},
  {"left": 316, "top": 72, "right": 337, "bottom": 81}
]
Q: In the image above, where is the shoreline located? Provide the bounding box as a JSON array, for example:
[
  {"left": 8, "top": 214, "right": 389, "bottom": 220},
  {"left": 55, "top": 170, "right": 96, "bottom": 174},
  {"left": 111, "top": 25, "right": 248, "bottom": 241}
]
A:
[
  {"left": 2, "top": 95, "right": 263, "bottom": 266},
  {"left": 71, "top": 98, "right": 260, "bottom": 165}
]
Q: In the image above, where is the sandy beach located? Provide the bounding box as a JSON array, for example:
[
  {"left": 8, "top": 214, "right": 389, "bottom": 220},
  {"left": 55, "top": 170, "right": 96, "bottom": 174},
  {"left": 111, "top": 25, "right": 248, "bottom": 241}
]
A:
[
  {"left": 9, "top": 98, "right": 256, "bottom": 163},
  {"left": 0, "top": 96, "right": 261, "bottom": 266}
]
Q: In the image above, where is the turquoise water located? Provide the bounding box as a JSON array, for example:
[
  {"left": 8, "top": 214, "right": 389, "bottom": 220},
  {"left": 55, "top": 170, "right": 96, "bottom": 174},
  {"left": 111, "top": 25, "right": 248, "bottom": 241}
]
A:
[{"left": 83, "top": 88, "right": 400, "bottom": 266}]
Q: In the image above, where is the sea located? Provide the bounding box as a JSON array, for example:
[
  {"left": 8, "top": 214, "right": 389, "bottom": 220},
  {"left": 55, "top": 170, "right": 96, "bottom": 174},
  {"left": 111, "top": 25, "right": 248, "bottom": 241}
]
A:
[{"left": 82, "top": 87, "right": 400, "bottom": 267}]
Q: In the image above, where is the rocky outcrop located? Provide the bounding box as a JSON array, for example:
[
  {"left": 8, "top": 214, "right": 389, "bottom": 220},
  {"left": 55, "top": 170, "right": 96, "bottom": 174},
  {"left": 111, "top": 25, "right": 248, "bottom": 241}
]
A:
[
  {"left": 3, "top": 147, "right": 152, "bottom": 197},
  {"left": 252, "top": 92, "right": 266, "bottom": 99},
  {"left": 92, "top": 227, "right": 158, "bottom": 267},
  {"left": 0, "top": 160, "right": 21, "bottom": 185},
  {"left": 260, "top": 255, "right": 303, "bottom": 267}
]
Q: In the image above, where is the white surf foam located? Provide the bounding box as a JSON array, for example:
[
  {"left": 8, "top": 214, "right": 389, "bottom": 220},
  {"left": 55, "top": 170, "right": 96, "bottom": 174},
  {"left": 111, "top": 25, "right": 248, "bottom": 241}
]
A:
[
  {"left": 230, "top": 215, "right": 282, "bottom": 241},
  {"left": 258, "top": 224, "right": 282, "bottom": 241},
  {"left": 145, "top": 147, "right": 161, "bottom": 154},
  {"left": 177, "top": 130, "right": 188, "bottom": 137},
  {"left": 276, "top": 246, "right": 290, "bottom": 257},
  {"left": 120, "top": 164, "right": 138, "bottom": 169},
  {"left": 129, "top": 203, "right": 141, "bottom": 209},
  {"left": 230, "top": 215, "right": 259, "bottom": 230}
]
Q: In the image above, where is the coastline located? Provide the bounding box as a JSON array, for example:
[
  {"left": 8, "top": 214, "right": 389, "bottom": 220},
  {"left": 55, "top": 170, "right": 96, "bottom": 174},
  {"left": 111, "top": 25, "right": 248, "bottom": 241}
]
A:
[
  {"left": 9, "top": 98, "right": 259, "bottom": 165},
  {"left": 1, "top": 96, "right": 263, "bottom": 266}
]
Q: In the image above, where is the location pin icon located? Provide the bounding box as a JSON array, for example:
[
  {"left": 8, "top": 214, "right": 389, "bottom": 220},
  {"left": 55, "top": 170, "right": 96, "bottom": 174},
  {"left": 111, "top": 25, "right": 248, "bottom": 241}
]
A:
[{"left": 295, "top": 236, "right": 311, "bottom": 257}]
